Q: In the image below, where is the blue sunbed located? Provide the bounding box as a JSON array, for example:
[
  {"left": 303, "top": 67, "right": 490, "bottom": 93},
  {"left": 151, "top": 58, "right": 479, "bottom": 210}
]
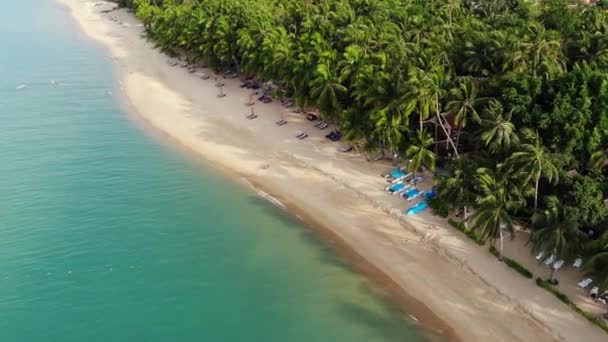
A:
[
  {"left": 405, "top": 189, "right": 421, "bottom": 200},
  {"left": 407, "top": 201, "right": 428, "bottom": 215},
  {"left": 402, "top": 187, "right": 418, "bottom": 198},
  {"left": 423, "top": 190, "right": 438, "bottom": 200},
  {"left": 390, "top": 169, "right": 406, "bottom": 179},
  {"left": 387, "top": 182, "right": 405, "bottom": 193}
]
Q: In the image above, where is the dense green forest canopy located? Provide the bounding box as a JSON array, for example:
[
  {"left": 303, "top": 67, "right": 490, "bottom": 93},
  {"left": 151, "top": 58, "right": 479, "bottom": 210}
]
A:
[{"left": 122, "top": 0, "right": 608, "bottom": 287}]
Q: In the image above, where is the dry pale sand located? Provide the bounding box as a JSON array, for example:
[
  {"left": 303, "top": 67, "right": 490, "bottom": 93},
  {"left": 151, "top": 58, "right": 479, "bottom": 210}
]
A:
[{"left": 57, "top": 1, "right": 608, "bottom": 341}]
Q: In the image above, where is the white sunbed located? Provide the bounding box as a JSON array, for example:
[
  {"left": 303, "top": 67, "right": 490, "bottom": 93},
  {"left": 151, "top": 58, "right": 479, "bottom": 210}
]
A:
[
  {"left": 543, "top": 254, "right": 555, "bottom": 266},
  {"left": 578, "top": 278, "right": 593, "bottom": 289},
  {"left": 552, "top": 259, "right": 565, "bottom": 270},
  {"left": 535, "top": 251, "right": 545, "bottom": 261},
  {"left": 573, "top": 257, "right": 583, "bottom": 269}
]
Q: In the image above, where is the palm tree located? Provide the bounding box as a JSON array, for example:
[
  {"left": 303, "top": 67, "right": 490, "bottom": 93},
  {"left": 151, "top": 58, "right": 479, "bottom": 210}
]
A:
[
  {"left": 506, "top": 128, "right": 559, "bottom": 210},
  {"left": 590, "top": 147, "right": 608, "bottom": 171},
  {"left": 507, "top": 23, "right": 565, "bottom": 79},
  {"left": 479, "top": 100, "right": 520, "bottom": 154},
  {"left": 406, "top": 129, "right": 437, "bottom": 185},
  {"left": 472, "top": 168, "right": 525, "bottom": 259},
  {"left": 447, "top": 78, "right": 490, "bottom": 149},
  {"left": 309, "top": 61, "right": 348, "bottom": 120},
  {"left": 583, "top": 231, "right": 608, "bottom": 290},
  {"left": 437, "top": 156, "right": 477, "bottom": 225},
  {"left": 530, "top": 196, "right": 585, "bottom": 283}
]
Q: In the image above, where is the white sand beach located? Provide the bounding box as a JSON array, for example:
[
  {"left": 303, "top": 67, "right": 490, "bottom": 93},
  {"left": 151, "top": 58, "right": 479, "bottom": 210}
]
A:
[{"left": 57, "top": 1, "right": 608, "bottom": 341}]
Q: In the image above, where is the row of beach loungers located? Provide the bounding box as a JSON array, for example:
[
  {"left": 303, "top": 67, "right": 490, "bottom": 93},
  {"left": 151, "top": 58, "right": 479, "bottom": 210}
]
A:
[{"left": 382, "top": 167, "right": 436, "bottom": 215}]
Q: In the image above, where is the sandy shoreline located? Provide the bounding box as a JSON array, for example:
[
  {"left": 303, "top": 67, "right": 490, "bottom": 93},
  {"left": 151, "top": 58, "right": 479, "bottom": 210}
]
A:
[{"left": 57, "top": 1, "right": 608, "bottom": 341}]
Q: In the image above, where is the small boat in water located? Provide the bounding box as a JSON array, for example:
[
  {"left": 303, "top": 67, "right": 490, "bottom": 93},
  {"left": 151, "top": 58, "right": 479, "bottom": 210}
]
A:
[{"left": 16, "top": 84, "right": 26, "bottom": 90}]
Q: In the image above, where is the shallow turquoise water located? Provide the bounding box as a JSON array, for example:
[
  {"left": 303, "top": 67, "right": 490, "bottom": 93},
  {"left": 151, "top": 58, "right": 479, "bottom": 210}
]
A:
[{"left": 0, "top": 1, "right": 428, "bottom": 341}]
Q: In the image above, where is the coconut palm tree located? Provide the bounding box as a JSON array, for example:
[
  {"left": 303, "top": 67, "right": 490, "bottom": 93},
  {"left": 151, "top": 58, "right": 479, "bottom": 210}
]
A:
[
  {"left": 472, "top": 168, "right": 525, "bottom": 259},
  {"left": 480, "top": 100, "right": 520, "bottom": 154},
  {"left": 530, "top": 196, "right": 585, "bottom": 283},
  {"left": 583, "top": 231, "right": 608, "bottom": 290},
  {"left": 437, "top": 156, "right": 477, "bottom": 225},
  {"left": 309, "top": 61, "right": 348, "bottom": 120},
  {"left": 447, "top": 77, "right": 490, "bottom": 149},
  {"left": 507, "top": 23, "right": 565, "bottom": 79},
  {"left": 506, "top": 128, "right": 559, "bottom": 210},
  {"left": 406, "top": 129, "right": 437, "bottom": 185}
]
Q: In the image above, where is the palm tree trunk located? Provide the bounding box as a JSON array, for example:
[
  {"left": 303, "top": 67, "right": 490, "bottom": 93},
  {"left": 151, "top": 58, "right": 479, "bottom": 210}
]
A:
[
  {"left": 549, "top": 267, "right": 557, "bottom": 283},
  {"left": 436, "top": 112, "right": 459, "bottom": 157},
  {"left": 499, "top": 228, "right": 504, "bottom": 261},
  {"left": 455, "top": 125, "right": 462, "bottom": 151},
  {"left": 463, "top": 205, "right": 468, "bottom": 229},
  {"left": 534, "top": 174, "right": 540, "bottom": 210}
]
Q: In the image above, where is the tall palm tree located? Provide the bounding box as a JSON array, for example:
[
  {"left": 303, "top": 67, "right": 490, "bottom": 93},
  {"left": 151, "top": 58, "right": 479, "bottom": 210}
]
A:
[
  {"left": 583, "top": 231, "right": 608, "bottom": 290},
  {"left": 507, "top": 23, "right": 565, "bottom": 79},
  {"left": 472, "top": 168, "right": 525, "bottom": 259},
  {"left": 506, "top": 128, "right": 559, "bottom": 210},
  {"left": 406, "top": 129, "right": 437, "bottom": 185},
  {"left": 530, "top": 196, "right": 585, "bottom": 283},
  {"left": 480, "top": 100, "right": 520, "bottom": 154},
  {"left": 309, "top": 61, "right": 348, "bottom": 120},
  {"left": 447, "top": 78, "right": 490, "bottom": 149},
  {"left": 437, "top": 156, "right": 477, "bottom": 225}
]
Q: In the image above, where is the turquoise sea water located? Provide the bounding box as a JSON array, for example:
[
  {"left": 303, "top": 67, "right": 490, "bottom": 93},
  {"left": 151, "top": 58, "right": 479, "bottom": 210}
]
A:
[{"left": 0, "top": 1, "right": 428, "bottom": 341}]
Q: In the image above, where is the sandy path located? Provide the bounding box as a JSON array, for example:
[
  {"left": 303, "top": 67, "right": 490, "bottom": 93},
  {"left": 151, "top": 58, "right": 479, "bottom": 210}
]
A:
[{"left": 56, "top": 1, "right": 608, "bottom": 341}]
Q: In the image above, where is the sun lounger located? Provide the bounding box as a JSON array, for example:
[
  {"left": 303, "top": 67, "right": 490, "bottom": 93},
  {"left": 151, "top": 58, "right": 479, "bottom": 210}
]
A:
[
  {"left": 591, "top": 286, "right": 599, "bottom": 299},
  {"left": 318, "top": 123, "right": 328, "bottom": 129},
  {"left": 215, "top": 82, "right": 224, "bottom": 87},
  {"left": 544, "top": 254, "right": 555, "bottom": 266},
  {"left": 402, "top": 187, "right": 418, "bottom": 198},
  {"left": 306, "top": 112, "right": 318, "bottom": 121},
  {"left": 389, "top": 169, "right": 407, "bottom": 180},
  {"left": 314, "top": 121, "right": 325, "bottom": 128},
  {"left": 201, "top": 73, "right": 211, "bottom": 80},
  {"left": 552, "top": 259, "right": 565, "bottom": 270},
  {"left": 180, "top": 61, "right": 188, "bottom": 68},
  {"left": 423, "top": 190, "right": 438, "bottom": 200},
  {"left": 247, "top": 114, "right": 258, "bottom": 119},
  {"left": 217, "top": 93, "right": 226, "bottom": 98},
  {"left": 535, "top": 251, "right": 545, "bottom": 262},
  {"left": 298, "top": 133, "right": 308, "bottom": 140},
  {"left": 406, "top": 189, "right": 422, "bottom": 201},
  {"left": 577, "top": 278, "right": 592, "bottom": 288},
  {"left": 386, "top": 182, "right": 406, "bottom": 194},
  {"left": 407, "top": 201, "right": 428, "bottom": 215},
  {"left": 408, "top": 176, "right": 424, "bottom": 184},
  {"left": 275, "top": 119, "right": 287, "bottom": 126},
  {"left": 246, "top": 101, "right": 255, "bottom": 106},
  {"left": 296, "top": 132, "right": 307, "bottom": 139},
  {"left": 167, "top": 59, "right": 178, "bottom": 66},
  {"left": 573, "top": 257, "right": 583, "bottom": 268},
  {"left": 338, "top": 146, "right": 353, "bottom": 152}
]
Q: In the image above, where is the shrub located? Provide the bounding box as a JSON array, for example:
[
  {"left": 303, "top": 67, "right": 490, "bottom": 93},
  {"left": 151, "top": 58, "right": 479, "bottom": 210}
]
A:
[
  {"left": 490, "top": 247, "right": 533, "bottom": 278},
  {"left": 503, "top": 259, "right": 533, "bottom": 279},
  {"left": 428, "top": 198, "right": 449, "bottom": 218}
]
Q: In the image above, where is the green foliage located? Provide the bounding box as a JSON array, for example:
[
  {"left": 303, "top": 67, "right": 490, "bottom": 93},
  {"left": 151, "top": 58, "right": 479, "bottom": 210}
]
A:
[
  {"left": 130, "top": 0, "right": 608, "bottom": 319},
  {"left": 428, "top": 198, "right": 449, "bottom": 218},
  {"left": 567, "top": 175, "right": 608, "bottom": 226}
]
